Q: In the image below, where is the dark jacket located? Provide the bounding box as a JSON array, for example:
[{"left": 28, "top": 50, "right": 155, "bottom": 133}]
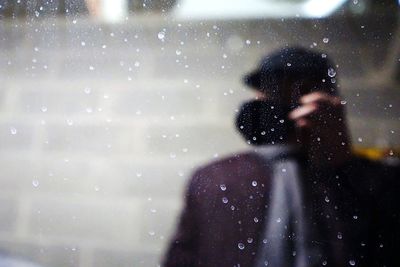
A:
[{"left": 163, "top": 151, "right": 400, "bottom": 267}]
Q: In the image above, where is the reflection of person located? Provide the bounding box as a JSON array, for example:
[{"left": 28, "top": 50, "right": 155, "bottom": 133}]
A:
[{"left": 162, "top": 47, "right": 400, "bottom": 267}]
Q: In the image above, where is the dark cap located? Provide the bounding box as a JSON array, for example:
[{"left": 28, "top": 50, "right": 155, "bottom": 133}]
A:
[{"left": 243, "top": 46, "right": 337, "bottom": 95}]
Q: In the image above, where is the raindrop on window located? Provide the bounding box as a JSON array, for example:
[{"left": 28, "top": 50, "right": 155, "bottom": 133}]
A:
[
  {"left": 32, "top": 179, "right": 40, "bottom": 187},
  {"left": 158, "top": 31, "right": 165, "bottom": 41},
  {"left": 10, "top": 127, "right": 17, "bottom": 135},
  {"left": 328, "top": 68, "right": 336, "bottom": 78},
  {"left": 337, "top": 232, "right": 343, "bottom": 239}
]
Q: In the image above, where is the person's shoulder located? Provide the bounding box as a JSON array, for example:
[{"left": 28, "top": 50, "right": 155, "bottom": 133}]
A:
[
  {"left": 192, "top": 150, "right": 261, "bottom": 177},
  {"left": 344, "top": 154, "right": 400, "bottom": 195},
  {"left": 347, "top": 154, "right": 400, "bottom": 174}
]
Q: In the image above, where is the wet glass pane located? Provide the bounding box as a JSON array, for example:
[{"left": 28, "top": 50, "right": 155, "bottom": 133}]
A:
[{"left": 0, "top": 1, "right": 399, "bottom": 266}]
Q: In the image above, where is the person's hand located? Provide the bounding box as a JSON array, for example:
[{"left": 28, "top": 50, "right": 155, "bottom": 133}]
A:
[{"left": 288, "top": 92, "right": 352, "bottom": 166}]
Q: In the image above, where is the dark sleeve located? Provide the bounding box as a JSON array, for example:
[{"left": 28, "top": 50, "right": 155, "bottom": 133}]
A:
[
  {"left": 373, "top": 162, "right": 400, "bottom": 267},
  {"left": 162, "top": 172, "right": 201, "bottom": 267}
]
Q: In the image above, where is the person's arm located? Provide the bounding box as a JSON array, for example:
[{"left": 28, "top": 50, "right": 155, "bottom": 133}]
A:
[
  {"left": 288, "top": 92, "right": 352, "bottom": 167},
  {"left": 162, "top": 173, "right": 200, "bottom": 267}
]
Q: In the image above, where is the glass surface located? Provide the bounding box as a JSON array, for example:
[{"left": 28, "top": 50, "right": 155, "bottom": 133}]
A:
[{"left": 0, "top": 0, "right": 399, "bottom": 266}]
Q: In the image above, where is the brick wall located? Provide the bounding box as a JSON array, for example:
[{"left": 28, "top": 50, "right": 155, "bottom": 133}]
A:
[{"left": 0, "top": 14, "right": 399, "bottom": 266}]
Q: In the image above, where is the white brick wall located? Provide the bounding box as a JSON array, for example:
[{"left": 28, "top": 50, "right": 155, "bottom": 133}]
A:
[{"left": 0, "top": 15, "right": 399, "bottom": 267}]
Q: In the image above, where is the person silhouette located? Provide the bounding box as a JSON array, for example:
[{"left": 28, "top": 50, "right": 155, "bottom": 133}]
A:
[{"left": 163, "top": 47, "right": 400, "bottom": 267}]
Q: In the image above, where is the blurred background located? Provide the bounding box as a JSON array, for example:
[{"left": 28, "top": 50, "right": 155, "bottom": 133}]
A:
[{"left": 0, "top": 0, "right": 399, "bottom": 266}]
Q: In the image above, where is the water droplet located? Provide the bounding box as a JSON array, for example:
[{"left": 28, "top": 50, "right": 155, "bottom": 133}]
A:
[
  {"left": 81, "top": 41, "right": 86, "bottom": 46},
  {"left": 158, "top": 31, "right": 165, "bottom": 40},
  {"left": 134, "top": 61, "right": 140, "bottom": 67},
  {"left": 325, "top": 196, "right": 330, "bottom": 202},
  {"left": 148, "top": 231, "right": 155, "bottom": 236},
  {"left": 84, "top": 87, "right": 91, "bottom": 94},
  {"left": 32, "top": 179, "right": 39, "bottom": 187},
  {"left": 238, "top": 243, "right": 245, "bottom": 250},
  {"left": 136, "top": 173, "right": 142, "bottom": 177},
  {"left": 220, "top": 184, "right": 227, "bottom": 191},
  {"left": 276, "top": 218, "right": 281, "bottom": 223},
  {"left": 222, "top": 197, "right": 228, "bottom": 204},
  {"left": 328, "top": 68, "right": 336, "bottom": 78},
  {"left": 246, "top": 40, "right": 251, "bottom": 45},
  {"left": 322, "top": 260, "right": 328, "bottom": 266},
  {"left": 323, "top": 37, "right": 329, "bottom": 43},
  {"left": 176, "top": 49, "right": 182, "bottom": 55},
  {"left": 254, "top": 217, "right": 259, "bottom": 223},
  {"left": 247, "top": 238, "right": 253, "bottom": 243},
  {"left": 337, "top": 232, "right": 343, "bottom": 239},
  {"left": 72, "top": 19, "right": 77, "bottom": 24},
  {"left": 10, "top": 127, "right": 17, "bottom": 135},
  {"left": 349, "top": 260, "right": 356, "bottom": 266},
  {"left": 252, "top": 181, "right": 257, "bottom": 187},
  {"left": 41, "top": 106, "right": 47, "bottom": 112},
  {"left": 341, "top": 100, "right": 347, "bottom": 105},
  {"left": 66, "top": 119, "right": 74, "bottom": 126},
  {"left": 353, "top": 215, "right": 358, "bottom": 219},
  {"left": 89, "top": 66, "right": 94, "bottom": 71},
  {"left": 357, "top": 137, "right": 363, "bottom": 142}
]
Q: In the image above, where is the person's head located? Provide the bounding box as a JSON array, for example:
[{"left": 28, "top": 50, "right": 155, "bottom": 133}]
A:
[
  {"left": 236, "top": 46, "right": 339, "bottom": 146},
  {"left": 243, "top": 46, "right": 338, "bottom": 107}
]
